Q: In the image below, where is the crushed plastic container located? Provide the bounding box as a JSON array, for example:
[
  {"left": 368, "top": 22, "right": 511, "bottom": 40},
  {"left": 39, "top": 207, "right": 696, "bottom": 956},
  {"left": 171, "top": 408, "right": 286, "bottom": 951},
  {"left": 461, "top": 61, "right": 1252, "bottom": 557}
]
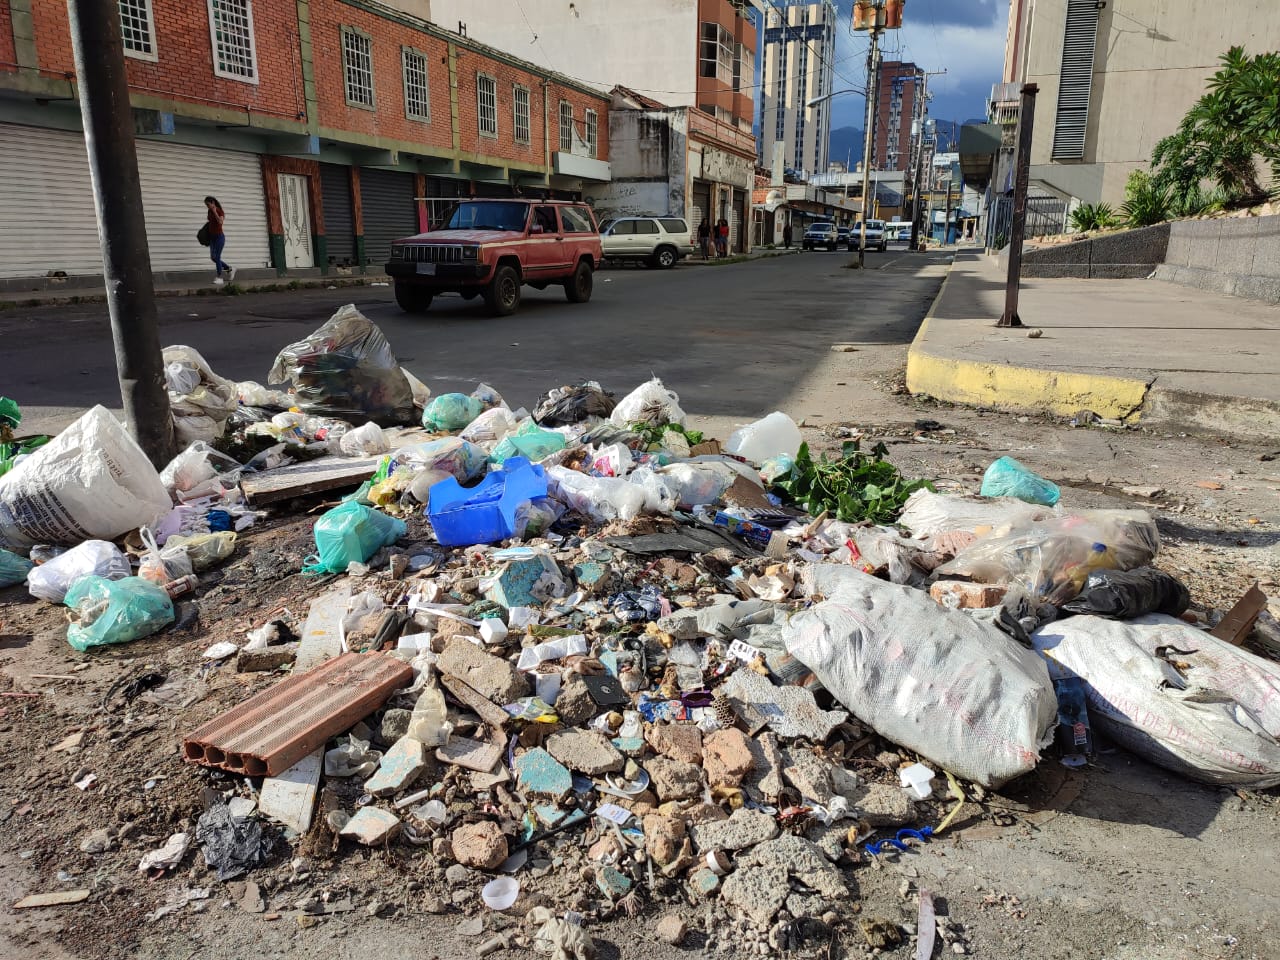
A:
[
  {"left": 428, "top": 457, "right": 548, "bottom": 547},
  {"left": 898, "top": 762, "right": 936, "bottom": 799},
  {"left": 725, "top": 411, "right": 803, "bottom": 465}
]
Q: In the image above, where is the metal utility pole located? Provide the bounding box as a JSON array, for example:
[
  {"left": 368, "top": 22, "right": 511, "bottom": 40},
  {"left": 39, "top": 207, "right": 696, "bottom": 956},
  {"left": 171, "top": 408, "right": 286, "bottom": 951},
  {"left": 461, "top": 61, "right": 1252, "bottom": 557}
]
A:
[
  {"left": 943, "top": 176, "right": 955, "bottom": 245},
  {"left": 67, "top": 0, "right": 174, "bottom": 467},
  {"left": 856, "top": 29, "right": 881, "bottom": 268},
  {"left": 908, "top": 69, "right": 944, "bottom": 251},
  {"left": 998, "top": 83, "right": 1039, "bottom": 328}
]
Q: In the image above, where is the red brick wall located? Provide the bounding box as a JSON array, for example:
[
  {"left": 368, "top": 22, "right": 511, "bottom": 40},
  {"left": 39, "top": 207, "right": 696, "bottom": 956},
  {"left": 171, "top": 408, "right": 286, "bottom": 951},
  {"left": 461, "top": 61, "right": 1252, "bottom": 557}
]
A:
[
  {"left": 0, "top": 4, "right": 16, "bottom": 72},
  {"left": 29, "top": 0, "right": 302, "bottom": 119}
]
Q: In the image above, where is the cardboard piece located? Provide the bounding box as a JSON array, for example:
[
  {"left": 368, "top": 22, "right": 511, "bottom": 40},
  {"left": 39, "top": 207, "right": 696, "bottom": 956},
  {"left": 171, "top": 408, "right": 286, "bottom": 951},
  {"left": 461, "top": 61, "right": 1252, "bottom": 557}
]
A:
[
  {"left": 724, "top": 475, "right": 773, "bottom": 512},
  {"left": 1210, "top": 583, "right": 1267, "bottom": 646}
]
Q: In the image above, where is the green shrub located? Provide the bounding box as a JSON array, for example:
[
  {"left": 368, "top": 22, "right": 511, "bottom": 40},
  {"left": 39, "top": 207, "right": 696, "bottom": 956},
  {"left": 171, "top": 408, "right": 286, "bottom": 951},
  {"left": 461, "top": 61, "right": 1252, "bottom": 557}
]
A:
[
  {"left": 1069, "top": 202, "right": 1118, "bottom": 232},
  {"left": 1121, "top": 171, "right": 1172, "bottom": 227}
]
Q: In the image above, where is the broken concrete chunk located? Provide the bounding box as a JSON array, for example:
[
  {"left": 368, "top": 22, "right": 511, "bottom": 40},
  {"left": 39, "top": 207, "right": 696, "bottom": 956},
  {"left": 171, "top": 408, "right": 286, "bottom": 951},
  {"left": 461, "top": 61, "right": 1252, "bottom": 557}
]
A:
[
  {"left": 546, "top": 728, "right": 624, "bottom": 776},
  {"left": 379, "top": 708, "right": 413, "bottom": 745},
  {"left": 645, "top": 757, "right": 705, "bottom": 802},
  {"left": 80, "top": 828, "right": 115, "bottom": 855},
  {"left": 783, "top": 749, "right": 834, "bottom": 803},
  {"left": 436, "top": 637, "right": 530, "bottom": 704},
  {"left": 744, "top": 731, "right": 787, "bottom": 801},
  {"left": 688, "top": 866, "right": 721, "bottom": 899},
  {"left": 483, "top": 552, "right": 568, "bottom": 609},
  {"left": 655, "top": 914, "right": 688, "bottom": 946},
  {"left": 646, "top": 722, "right": 703, "bottom": 765},
  {"left": 437, "top": 736, "right": 503, "bottom": 773},
  {"left": 235, "top": 643, "right": 299, "bottom": 673},
  {"left": 689, "top": 807, "right": 779, "bottom": 854},
  {"left": 339, "top": 807, "right": 402, "bottom": 846},
  {"left": 738, "top": 834, "right": 848, "bottom": 903},
  {"left": 364, "top": 737, "right": 427, "bottom": 796},
  {"left": 514, "top": 747, "right": 573, "bottom": 800},
  {"left": 722, "top": 667, "right": 847, "bottom": 741},
  {"left": 702, "top": 728, "right": 753, "bottom": 787},
  {"left": 595, "top": 864, "right": 633, "bottom": 899},
  {"left": 451, "top": 821, "right": 509, "bottom": 871},
  {"left": 554, "top": 677, "right": 599, "bottom": 726},
  {"left": 720, "top": 866, "right": 791, "bottom": 925},
  {"left": 572, "top": 560, "right": 612, "bottom": 595},
  {"left": 835, "top": 779, "right": 916, "bottom": 827},
  {"left": 643, "top": 813, "right": 687, "bottom": 866}
]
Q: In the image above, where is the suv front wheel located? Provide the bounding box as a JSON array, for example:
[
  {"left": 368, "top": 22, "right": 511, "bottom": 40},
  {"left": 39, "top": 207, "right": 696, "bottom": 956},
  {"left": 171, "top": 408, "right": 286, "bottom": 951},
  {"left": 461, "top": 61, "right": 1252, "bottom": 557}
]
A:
[
  {"left": 484, "top": 264, "right": 522, "bottom": 316},
  {"left": 565, "top": 260, "right": 593, "bottom": 303},
  {"left": 651, "top": 246, "right": 677, "bottom": 270}
]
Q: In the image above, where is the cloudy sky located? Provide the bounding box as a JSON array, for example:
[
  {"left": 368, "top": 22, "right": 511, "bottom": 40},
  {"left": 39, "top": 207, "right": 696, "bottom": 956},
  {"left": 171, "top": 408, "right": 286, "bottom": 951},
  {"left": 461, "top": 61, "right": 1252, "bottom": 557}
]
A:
[{"left": 822, "top": 0, "right": 1009, "bottom": 130}]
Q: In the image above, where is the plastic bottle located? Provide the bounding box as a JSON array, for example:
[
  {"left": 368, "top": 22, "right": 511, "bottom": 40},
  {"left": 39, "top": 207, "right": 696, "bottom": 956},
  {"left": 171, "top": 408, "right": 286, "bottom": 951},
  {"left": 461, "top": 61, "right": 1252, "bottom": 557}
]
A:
[
  {"left": 725, "top": 412, "right": 803, "bottom": 466},
  {"left": 406, "top": 680, "right": 452, "bottom": 747}
]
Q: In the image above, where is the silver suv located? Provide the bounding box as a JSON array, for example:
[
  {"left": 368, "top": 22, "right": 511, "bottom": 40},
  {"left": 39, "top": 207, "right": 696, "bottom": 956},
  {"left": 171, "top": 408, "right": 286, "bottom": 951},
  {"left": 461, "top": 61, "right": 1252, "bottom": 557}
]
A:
[
  {"left": 599, "top": 216, "right": 695, "bottom": 269},
  {"left": 849, "top": 219, "right": 888, "bottom": 252},
  {"left": 802, "top": 222, "right": 839, "bottom": 251}
]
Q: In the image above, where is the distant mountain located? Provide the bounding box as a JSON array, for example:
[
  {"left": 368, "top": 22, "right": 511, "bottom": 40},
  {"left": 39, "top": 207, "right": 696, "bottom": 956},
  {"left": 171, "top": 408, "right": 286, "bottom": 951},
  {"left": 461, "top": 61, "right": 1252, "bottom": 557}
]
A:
[{"left": 828, "top": 126, "right": 864, "bottom": 168}]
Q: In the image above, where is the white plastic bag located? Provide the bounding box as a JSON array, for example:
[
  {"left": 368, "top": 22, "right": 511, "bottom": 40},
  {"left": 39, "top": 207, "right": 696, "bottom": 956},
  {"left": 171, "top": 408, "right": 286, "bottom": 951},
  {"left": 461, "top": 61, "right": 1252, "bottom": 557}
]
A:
[
  {"left": 725, "top": 411, "right": 803, "bottom": 466},
  {"left": 655, "top": 462, "right": 737, "bottom": 509},
  {"left": 27, "top": 539, "right": 131, "bottom": 603},
  {"left": 0, "top": 406, "right": 172, "bottom": 553},
  {"left": 460, "top": 406, "right": 519, "bottom": 451},
  {"left": 339, "top": 421, "right": 390, "bottom": 457},
  {"left": 138, "top": 528, "right": 195, "bottom": 586},
  {"left": 897, "top": 489, "right": 1054, "bottom": 540},
  {"left": 401, "top": 368, "right": 432, "bottom": 408},
  {"left": 159, "top": 442, "right": 242, "bottom": 501},
  {"left": 628, "top": 467, "right": 679, "bottom": 514},
  {"left": 547, "top": 465, "right": 647, "bottom": 523},
  {"left": 609, "top": 377, "right": 686, "bottom": 428},
  {"left": 787, "top": 565, "right": 1057, "bottom": 788},
  {"left": 235, "top": 380, "right": 292, "bottom": 408},
  {"left": 1032, "top": 615, "right": 1280, "bottom": 787},
  {"left": 164, "top": 345, "right": 238, "bottom": 446}
]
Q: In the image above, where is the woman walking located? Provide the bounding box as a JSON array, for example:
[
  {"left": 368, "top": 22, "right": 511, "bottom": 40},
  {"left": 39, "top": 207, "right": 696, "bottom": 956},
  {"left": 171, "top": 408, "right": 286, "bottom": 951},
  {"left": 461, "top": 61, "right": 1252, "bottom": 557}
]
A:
[
  {"left": 204, "top": 196, "right": 235, "bottom": 285},
  {"left": 697, "top": 218, "right": 712, "bottom": 260}
]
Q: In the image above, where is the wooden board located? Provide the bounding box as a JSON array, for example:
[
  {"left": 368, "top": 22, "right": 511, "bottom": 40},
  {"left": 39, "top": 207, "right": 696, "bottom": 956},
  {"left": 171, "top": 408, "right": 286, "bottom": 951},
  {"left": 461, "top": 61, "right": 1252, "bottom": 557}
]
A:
[{"left": 240, "top": 428, "right": 430, "bottom": 505}]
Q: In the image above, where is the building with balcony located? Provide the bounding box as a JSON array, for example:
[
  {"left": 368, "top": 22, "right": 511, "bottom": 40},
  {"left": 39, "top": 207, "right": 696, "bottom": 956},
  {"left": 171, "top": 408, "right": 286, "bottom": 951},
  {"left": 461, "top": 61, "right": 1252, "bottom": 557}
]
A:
[
  {"left": 759, "top": 0, "right": 837, "bottom": 180},
  {"left": 872, "top": 60, "right": 921, "bottom": 173}
]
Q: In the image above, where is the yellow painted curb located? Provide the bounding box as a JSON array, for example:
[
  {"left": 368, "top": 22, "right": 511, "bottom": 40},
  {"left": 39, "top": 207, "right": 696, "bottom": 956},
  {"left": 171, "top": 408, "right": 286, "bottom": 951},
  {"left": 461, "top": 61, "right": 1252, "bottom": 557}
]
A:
[{"left": 906, "top": 269, "right": 1151, "bottom": 421}]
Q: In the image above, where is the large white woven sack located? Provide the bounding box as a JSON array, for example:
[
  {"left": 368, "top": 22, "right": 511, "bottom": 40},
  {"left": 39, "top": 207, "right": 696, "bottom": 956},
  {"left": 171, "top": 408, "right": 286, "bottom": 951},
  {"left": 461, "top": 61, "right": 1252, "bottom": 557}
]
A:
[
  {"left": 787, "top": 566, "right": 1057, "bottom": 788},
  {"left": 0, "top": 406, "right": 171, "bottom": 553},
  {"left": 1033, "top": 614, "right": 1280, "bottom": 788}
]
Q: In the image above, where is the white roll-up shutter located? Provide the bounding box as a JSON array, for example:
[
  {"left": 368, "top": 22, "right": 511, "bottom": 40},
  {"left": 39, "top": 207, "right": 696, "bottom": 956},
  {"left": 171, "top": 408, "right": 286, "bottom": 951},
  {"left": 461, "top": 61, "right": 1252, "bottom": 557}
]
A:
[
  {"left": 0, "top": 124, "right": 270, "bottom": 279},
  {"left": 1051, "top": 0, "right": 1101, "bottom": 161}
]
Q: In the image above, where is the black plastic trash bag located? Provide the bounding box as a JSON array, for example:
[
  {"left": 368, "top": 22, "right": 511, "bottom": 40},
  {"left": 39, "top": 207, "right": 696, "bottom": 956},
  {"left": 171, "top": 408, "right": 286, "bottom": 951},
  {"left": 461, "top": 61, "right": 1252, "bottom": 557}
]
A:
[
  {"left": 267, "top": 305, "right": 415, "bottom": 426},
  {"left": 195, "top": 802, "right": 273, "bottom": 881},
  {"left": 533, "top": 381, "right": 617, "bottom": 427},
  {"left": 1060, "top": 567, "right": 1190, "bottom": 620}
]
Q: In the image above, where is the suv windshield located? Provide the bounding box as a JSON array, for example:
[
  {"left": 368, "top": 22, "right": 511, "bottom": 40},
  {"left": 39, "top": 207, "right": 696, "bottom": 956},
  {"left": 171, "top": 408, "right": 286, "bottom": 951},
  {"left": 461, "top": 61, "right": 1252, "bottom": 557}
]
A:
[{"left": 445, "top": 201, "right": 530, "bottom": 232}]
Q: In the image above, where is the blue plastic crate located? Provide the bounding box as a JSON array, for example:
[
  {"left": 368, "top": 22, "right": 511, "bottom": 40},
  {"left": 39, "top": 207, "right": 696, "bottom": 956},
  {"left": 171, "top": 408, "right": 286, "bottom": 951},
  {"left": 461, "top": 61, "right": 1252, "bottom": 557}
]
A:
[{"left": 427, "top": 457, "right": 548, "bottom": 546}]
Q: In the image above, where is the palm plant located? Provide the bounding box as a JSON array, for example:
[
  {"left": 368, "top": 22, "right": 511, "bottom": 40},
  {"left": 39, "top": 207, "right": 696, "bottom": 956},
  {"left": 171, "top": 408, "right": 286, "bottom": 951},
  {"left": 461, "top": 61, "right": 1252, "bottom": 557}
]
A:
[{"left": 1069, "top": 202, "right": 1118, "bottom": 232}]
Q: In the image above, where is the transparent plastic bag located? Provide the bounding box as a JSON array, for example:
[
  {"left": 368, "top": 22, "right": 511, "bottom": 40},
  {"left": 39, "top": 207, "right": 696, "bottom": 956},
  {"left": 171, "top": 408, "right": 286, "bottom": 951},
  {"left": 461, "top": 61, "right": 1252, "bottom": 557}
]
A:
[
  {"left": 627, "top": 467, "right": 679, "bottom": 514},
  {"left": 305, "top": 501, "right": 406, "bottom": 574},
  {"left": 546, "top": 465, "right": 647, "bottom": 523},
  {"left": 609, "top": 377, "right": 686, "bottom": 428},
  {"left": 164, "top": 345, "right": 239, "bottom": 445},
  {"left": 159, "top": 442, "right": 243, "bottom": 501},
  {"left": 27, "top": 539, "right": 131, "bottom": 603},
  {"left": 402, "top": 368, "right": 432, "bottom": 408},
  {"left": 897, "top": 489, "right": 1054, "bottom": 539},
  {"left": 980, "top": 457, "right": 1060, "bottom": 507},
  {"left": 533, "top": 381, "right": 616, "bottom": 426},
  {"left": 460, "top": 406, "right": 519, "bottom": 450},
  {"left": 389, "top": 437, "right": 488, "bottom": 483},
  {"left": 0, "top": 547, "right": 33, "bottom": 588},
  {"left": 166, "top": 531, "right": 238, "bottom": 572},
  {"left": 267, "top": 304, "right": 416, "bottom": 426},
  {"left": 655, "top": 462, "right": 736, "bottom": 509},
  {"left": 725, "top": 412, "right": 803, "bottom": 466},
  {"left": 235, "top": 380, "right": 292, "bottom": 409},
  {"left": 422, "top": 393, "right": 484, "bottom": 432},
  {"left": 138, "top": 528, "right": 194, "bottom": 586},
  {"left": 64, "top": 575, "right": 175, "bottom": 652},
  {"left": 936, "top": 511, "right": 1160, "bottom": 606},
  {"left": 338, "top": 421, "right": 390, "bottom": 457}
]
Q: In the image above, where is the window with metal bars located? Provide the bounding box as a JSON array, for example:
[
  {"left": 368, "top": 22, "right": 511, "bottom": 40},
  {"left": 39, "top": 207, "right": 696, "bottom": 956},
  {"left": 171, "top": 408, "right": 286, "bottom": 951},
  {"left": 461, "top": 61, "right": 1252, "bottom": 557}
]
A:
[
  {"left": 513, "top": 85, "right": 531, "bottom": 144},
  {"left": 342, "top": 27, "right": 374, "bottom": 108},
  {"left": 119, "top": 0, "right": 156, "bottom": 60},
  {"left": 559, "top": 101, "right": 573, "bottom": 152},
  {"left": 207, "top": 0, "right": 257, "bottom": 82},
  {"left": 402, "top": 47, "right": 430, "bottom": 122},
  {"left": 477, "top": 74, "right": 498, "bottom": 138},
  {"left": 585, "top": 109, "right": 598, "bottom": 158},
  {"left": 1051, "top": 0, "right": 1101, "bottom": 160}
]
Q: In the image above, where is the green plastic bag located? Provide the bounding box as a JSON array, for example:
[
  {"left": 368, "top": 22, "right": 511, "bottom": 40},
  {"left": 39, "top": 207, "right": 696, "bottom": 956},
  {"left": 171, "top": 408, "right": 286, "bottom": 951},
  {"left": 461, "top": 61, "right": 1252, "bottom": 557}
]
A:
[
  {"left": 422, "top": 393, "right": 484, "bottom": 432},
  {"left": 305, "top": 501, "right": 407, "bottom": 574},
  {"left": 64, "top": 576, "right": 175, "bottom": 652},
  {"left": 0, "top": 547, "right": 33, "bottom": 587},
  {"left": 489, "top": 426, "right": 567, "bottom": 466}
]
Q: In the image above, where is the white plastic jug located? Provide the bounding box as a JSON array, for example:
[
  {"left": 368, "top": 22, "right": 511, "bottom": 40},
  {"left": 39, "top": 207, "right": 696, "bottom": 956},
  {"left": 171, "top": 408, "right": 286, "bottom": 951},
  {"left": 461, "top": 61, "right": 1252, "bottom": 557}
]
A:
[{"left": 725, "top": 412, "right": 803, "bottom": 466}]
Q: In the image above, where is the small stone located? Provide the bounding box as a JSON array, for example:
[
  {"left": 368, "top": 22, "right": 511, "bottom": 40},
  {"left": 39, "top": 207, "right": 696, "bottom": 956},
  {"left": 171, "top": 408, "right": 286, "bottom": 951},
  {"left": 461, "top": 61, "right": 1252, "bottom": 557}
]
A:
[
  {"left": 338, "top": 807, "right": 402, "bottom": 846},
  {"left": 689, "top": 867, "right": 721, "bottom": 899},
  {"left": 79, "top": 828, "right": 114, "bottom": 854},
  {"left": 952, "top": 944, "right": 967, "bottom": 955},
  {"left": 646, "top": 722, "right": 704, "bottom": 765},
  {"left": 596, "top": 864, "right": 633, "bottom": 899},
  {"left": 235, "top": 644, "right": 299, "bottom": 673},
  {"left": 834, "top": 779, "right": 915, "bottom": 828},
  {"left": 644, "top": 814, "right": 688, "bottom": 866},
  {"left": 379, "top": 708, "right": 413, "bottom": 745},
  {"left": 445, "top": 864, "right": 473, "bottom": 885},
  {"left": 647, "top": 757, "right": 705, "bottom": 801},
  {"left": 436, "top": 618, "right": 479, "bottom": 645},
  {"left": 364, "top": 737, "right": 428, "bottom": 796},
  {"left": 702, "top": 728, "right": 753, "bottom": 788},
  {"left": 656, "top": 915, "right": 688, "bottom": 946},
  {"left": 451, "top": 822, "right": 508, "bottom": 870},
  {"left": 546, "top": 728, "right": 624, "bottom": 776},
  {"left": 423, "top": 895, "right": 448, "bottom": 914}
]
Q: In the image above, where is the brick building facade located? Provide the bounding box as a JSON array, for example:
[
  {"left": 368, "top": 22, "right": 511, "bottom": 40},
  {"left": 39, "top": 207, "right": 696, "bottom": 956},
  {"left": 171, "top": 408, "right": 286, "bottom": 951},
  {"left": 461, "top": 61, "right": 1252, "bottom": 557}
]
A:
[{"left": 0, "top": 0, "right": 612, "bottom": 282}]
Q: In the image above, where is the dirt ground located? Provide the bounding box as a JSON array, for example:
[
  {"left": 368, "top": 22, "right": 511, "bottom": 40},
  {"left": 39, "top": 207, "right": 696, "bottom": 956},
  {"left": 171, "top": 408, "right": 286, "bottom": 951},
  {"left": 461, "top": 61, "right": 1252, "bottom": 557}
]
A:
[{"left": 2, "top": 325, "right": 1279, "bottom": 960}]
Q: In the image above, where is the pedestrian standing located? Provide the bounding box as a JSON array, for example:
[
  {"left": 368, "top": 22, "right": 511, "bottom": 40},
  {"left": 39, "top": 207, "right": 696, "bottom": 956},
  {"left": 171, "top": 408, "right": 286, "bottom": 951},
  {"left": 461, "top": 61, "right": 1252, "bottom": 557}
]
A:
[
  {"left": 782, "top": 221, "right": 792, "bottom": 249},
  {"left": 716, "top": 219, "right": 729, "bottom": 257},
  {"left": 697, "top": 218, "right": 712, "bottom": 260},
  {"left": 204, "top": 196, "right": 235, "bottom": 285}
]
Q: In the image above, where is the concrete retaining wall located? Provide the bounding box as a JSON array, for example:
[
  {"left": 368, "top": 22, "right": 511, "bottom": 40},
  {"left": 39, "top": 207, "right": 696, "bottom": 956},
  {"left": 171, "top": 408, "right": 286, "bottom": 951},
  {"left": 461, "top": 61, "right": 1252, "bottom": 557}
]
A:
[
  {"left": 1155, "top": 216, "right": 1280, "bottom": 303},
  {"left": 1019, "top": 223, "right": 1169, "bottom": 278}
]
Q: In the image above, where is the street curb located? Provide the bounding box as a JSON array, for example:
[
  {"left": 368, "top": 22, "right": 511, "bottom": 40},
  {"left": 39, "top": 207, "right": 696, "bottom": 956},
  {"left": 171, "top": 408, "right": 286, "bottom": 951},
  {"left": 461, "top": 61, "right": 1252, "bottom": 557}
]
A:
[
  {"left": 0, "top": 275, "right": 384, "bottom": 310},
  {"left": 904, "top": 262, "right": 1153, "bottom": 422}
]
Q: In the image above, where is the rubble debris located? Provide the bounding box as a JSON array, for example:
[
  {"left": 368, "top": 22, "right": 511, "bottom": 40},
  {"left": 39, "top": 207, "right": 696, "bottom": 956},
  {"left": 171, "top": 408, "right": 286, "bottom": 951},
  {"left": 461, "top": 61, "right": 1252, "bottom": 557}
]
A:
[
  {"left": 646, "top": 757, "right": 703, "bottom": 801},
  {"left": 720, "top": 668, "right": 848, "bottom": 741},
  {"left": 546, "top": 728, "right": 625, "bottom": 776},
  {"left": 655, "top": 914, "right": 687, "bottom": 946},
  {"left": 338, "top": 806, "right": 402, "bottom": 846},
  {"left": 13, "top": 890, "right": 92, "bottom": 910},
  {"left": 689, "top": 807, "right": 779, "bottom": 853},
  {"left": 438, "top": 637, "right": 531, "bottom": 704},
  {"left": 702, "top": 728, "right": 753, "bottom": 787},
  {"left": 515, "top": 748, "right": 573, "bottom": 800},
  {"left": 364, "top": 736, "right": 428, "bottom": 796},
  {"left": 452, "top": 822, "right": 509, "bottom": 870}
]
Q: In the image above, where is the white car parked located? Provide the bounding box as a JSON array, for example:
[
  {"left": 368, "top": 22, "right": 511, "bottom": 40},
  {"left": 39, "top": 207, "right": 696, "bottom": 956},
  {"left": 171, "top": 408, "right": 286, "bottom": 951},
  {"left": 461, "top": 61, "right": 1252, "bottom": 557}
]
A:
[{"left": 598, "top": 216, "right": 696, "bottom": 269}]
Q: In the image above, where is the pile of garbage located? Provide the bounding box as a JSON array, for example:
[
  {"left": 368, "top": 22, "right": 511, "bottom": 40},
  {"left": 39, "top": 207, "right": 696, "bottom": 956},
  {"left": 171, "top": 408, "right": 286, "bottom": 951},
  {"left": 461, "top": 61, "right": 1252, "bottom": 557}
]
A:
[{"left": 4, "top": 305, "right": 1279, "bottom": 952}]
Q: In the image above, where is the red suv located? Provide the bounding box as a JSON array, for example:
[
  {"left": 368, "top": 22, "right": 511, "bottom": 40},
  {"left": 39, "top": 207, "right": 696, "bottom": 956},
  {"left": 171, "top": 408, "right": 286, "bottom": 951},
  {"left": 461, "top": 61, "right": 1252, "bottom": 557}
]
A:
[{"left": 385, "top": 199, "right": 602, "bottom": 316}]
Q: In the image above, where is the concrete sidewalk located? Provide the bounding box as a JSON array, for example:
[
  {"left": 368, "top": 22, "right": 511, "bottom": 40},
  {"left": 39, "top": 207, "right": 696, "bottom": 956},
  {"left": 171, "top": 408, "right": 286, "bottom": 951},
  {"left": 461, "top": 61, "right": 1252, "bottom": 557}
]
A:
[
  {"left": 0, "top": 271, "right": 387, "bottom": 308},
  {"left": 906, "top": 248, "right": 1280, "bottom": 441}
]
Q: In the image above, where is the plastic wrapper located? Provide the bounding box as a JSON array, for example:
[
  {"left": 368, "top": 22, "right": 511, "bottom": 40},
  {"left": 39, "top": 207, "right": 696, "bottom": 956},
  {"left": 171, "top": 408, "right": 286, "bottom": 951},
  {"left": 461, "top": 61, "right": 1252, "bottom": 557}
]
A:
[
  {"left": 305, "top": 501, "right": 406, "bottom": 573},
  {"left": 64, "top": 575, "right": 175, "bottom": 652},
  {"left": 897, "top": 489, "right": 1055, "bottom": 540},
  {"left": 547, "top": 465, "right": 646, "bottom": 523},
  {"left": 851, "top": 527, "right": 924, "bottom": 585},
  {"left": 389, "top": 437, "right": 487, "bottom": 483},
  {"left": 460, "top": 406, "right": 519, "bottom": 450},
  {"left": 27, "top": 539, "right": 131, "bottom": 603},
  {"left": 936, "top": 511, "right": 1161, "bottom": 606},
  {"left": 1033, "top": 614, "right": 1280, "bottom": 787},
  {"left": 1060, "top": 567, "right": 1190, "bottom": 619},
  {"left": 164, "top": 345, "right": 239, "bottom": 445},
  {"left": 160, "top": 441, "right": 243, "bottom": 501},
  {"left": 980, "top": 456, "right": 1061, "bottom": 506},
  {"left": 790, "top": 565, "right": 1057, "bottom": 788},
  {"left": 267, "top": 304, "right": 416, "bottom": 426},
  {"left": 0, "top": 547, "right": 33, "bottom": 588},
  {"left": 402, "top": 368, "right": 432, "bottom": 408},
  {"left": 490, "top": 424, "right": 568, "bottom": 465},
  {"left": 166, "top": 531, "right": 238, "bottom": 572},
  {"left": 609, "top": 377, "right": 686, "bottom": 428},
  {"left": 338, "top": 421, "right": 390, "bottom": 457},
  {"left": 513, "top": 496, "right": 566, "bottom": 540},
  {"left": 195, "top": 802, "right": 272, "bottom": 881},
  {"left": 423, "top": 393, "right": 485, "bottom": 432},
  {"left": 533, "top": 381, "right": 616, "bottom": 426},
  {"left": 235, "top": 380, "right": 292, "bottom": 409},
  {"left": 0, "top": 406, "right": 171, "bottom": 553}
]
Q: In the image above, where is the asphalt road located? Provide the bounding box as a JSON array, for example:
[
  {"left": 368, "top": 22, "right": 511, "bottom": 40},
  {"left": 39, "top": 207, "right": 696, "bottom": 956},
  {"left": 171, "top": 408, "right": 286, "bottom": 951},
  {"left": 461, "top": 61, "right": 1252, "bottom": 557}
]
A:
[{"left": 1, "top": 244, "right": 949, "bottom": 434}]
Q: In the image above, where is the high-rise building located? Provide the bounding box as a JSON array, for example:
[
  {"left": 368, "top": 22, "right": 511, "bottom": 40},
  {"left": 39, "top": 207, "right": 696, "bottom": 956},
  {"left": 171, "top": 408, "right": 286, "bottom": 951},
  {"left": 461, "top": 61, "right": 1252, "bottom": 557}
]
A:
[
  {"left": 759, "top": 1, "right": 837, "bottom": 179},
  {"left": 873, "top": 60, "right": 921, "bottom": 172}
]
